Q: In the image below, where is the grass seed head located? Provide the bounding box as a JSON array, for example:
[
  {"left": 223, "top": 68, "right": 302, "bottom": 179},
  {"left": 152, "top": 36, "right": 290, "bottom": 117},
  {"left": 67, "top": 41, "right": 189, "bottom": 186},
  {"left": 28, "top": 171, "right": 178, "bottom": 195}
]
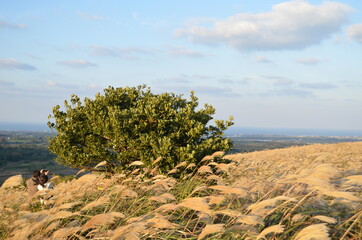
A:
[
  {"left": 130, "top": 161, "right": 144, "bottom": 166},
  {"left": 82, "top": 213, "right": 116, "bottom": 232},
  {"left": 155, "top": 203, "right": 179, "bottom": 213},
  {"left": 146, "top": 217, "right": 178, "bottom": 229},
  {"left": 212, "top": 151, "right": 225, "bottom": 157},
  {"left": 257, "top": 225, "right": 285, "bottom": 239},
  {"left": 247, "top": 196, "right": 297, "bottom": 213},
  {"left": 292, "top": 213, "right": 305, "bottom": 223},
  {"left": 343, "top": 175, "right": 362, "bottom": 186},
  {"left": 294, "top": 223, "right": 331, "bottom": 240},
  {"left": 149, "top": 195, "right": 168, "bottom": 203},
  {"left": 121, "top": 189, "right": 139, "bottom": 198},
  {"left": 52, "top": 227, "right": 81, "bottom": 239},
  {"left": 198, "top": 166, "right": 213, "bottom": 175},
  {"left": 198, "top": 224, "right": 225, "bottom": 240},
  {"left": 312, "top": 215, "right": 337, "bottom": 224},
  {"left": 207, "top": 195, "right": 226, "bottom": 205},
  {"left": 175, "top": 161, "right": 187, "bottom": 168},
  {"left": 209, "top": 185, "right": 247, "bottom": 196},
  {"left": 94, "top": 160, "right": 107, "bottom": 168},
  {"left": 81, "top": 196, "right": 110, "bottom": 211},
  {"left": 236, "top": 214, "right": 264, "bottom": 226},
  {"left": 179, "top": 197, "right": 211, "bottom": 215},
  {"left": 153, "top": 156, "right": 163, "bottom": 164}
]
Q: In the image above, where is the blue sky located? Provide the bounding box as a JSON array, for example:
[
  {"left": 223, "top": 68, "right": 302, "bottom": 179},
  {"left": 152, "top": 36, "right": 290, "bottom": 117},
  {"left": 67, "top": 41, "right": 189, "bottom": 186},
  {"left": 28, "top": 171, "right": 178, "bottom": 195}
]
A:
[{"left": 1, "top": 0, "right": 362, "bottom": 130}]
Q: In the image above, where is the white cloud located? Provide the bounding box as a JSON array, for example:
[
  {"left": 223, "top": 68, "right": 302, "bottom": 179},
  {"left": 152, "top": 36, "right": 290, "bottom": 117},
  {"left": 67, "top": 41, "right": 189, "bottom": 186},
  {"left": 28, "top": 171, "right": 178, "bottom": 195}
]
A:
[
  {"left": 193, "top": 85, "right": 240, "bottom": 97},
  {"left": 1, "top": 80, "right": 101, "bottom": 99},
  {"left": 90, "top": 45, "right": 160, "bottom": 60},
  {"left": 0, "top": 80, "right": 15, "bottom": 87},
  {"left": 158, "top": 77, "right": 191, "bottom": 84},
  {"left": 47, "top": 80, "right": 58, "bottom": 87},
  {"left": 77, "top": 12, "right": 105, "bottom": 21},
  {"left": 167, "top": 46, "right": 211, "bottom": 58},
  {"left": 347, "top": 23, "right": 362, "bottom": 43},
  {"left": 131, "top": 12, "right": 169, "bottom": 29},
  {"left": 0, "top": 58, "right": 37, "bottom": 70},
  {"left": 300, "top": 82, "right": 337, "bottom": 89},
  {"left": 90, "top": 46, "right": 120, "bottom": 57},
  {"left": 156, "top": 74, "right": 248, "bottom": 86},
  {"left": 160, "top": 85, "right": 240, "bottom": 97},
  {"left": 262, "top": 75, "right": 295, "bottom": 85},
  {"left": 26, "top": 54, "right": 42, "bottom": 60},
  {"left": 45, "top": 81, "right": 77, "bottom": 90},
  {"left": 88, "top": 83, "right": 99, "bottom": 89},
  {"left": 187, "top": 74, "right": 211, "bottom": 79},
  {"left": 339, "top": 80, "right": 362, "bottom": 88},
  {"left": 0, "top": 20, "right": 26, "bottom": 29},
  {"left": 254, "top": 56, "right": 273, "bottom": 64},
  {"left": 296, "top": 57, "right": 325, "bottom": 65},
  {"left": 176, "top": 0, "right": 351, "bottom": 51},
  {"left": 264, "top": 88, "right": 314, "bottom": 98},
  {"left": 155, "top": 74, "right": 209, "bottom": 84},
  {"left": 219, "top": 78, "right": 249, "bottom": 85},
  {"left": 57, "top": 60, "right": 98, "bottom": 68}
]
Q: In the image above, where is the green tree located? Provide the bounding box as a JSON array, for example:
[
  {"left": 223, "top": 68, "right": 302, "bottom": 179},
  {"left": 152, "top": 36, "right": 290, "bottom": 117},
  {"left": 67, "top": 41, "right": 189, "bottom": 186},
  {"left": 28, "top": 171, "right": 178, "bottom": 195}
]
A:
[{"left": 48, "top": 85, "right": 233, "bottom": 173}]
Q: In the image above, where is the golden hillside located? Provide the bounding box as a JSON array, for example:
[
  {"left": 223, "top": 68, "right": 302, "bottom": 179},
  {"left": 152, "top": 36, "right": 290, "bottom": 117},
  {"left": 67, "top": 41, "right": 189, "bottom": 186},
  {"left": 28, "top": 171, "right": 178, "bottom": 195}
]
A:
[{"left": 1, "top": 142, "right": 361, "bottom": 239}]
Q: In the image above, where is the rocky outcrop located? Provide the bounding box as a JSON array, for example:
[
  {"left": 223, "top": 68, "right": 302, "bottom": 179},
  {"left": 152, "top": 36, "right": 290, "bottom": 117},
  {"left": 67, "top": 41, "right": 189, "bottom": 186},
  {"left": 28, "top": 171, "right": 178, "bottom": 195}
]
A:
[{"left": 1, "top": 174, "right": 23, "bottom": 189}]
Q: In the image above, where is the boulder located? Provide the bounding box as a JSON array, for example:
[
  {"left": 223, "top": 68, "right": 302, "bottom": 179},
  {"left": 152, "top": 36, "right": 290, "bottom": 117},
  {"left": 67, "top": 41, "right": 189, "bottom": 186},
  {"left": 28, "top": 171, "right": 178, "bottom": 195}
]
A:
[{"left": 1, "top": 175, "right": 23, "bottom": 189}]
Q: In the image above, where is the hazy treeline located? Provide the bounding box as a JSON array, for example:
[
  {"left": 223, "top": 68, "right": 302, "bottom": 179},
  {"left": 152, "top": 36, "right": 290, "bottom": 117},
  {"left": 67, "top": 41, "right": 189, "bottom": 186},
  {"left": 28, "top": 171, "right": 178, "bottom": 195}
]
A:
[
  {"left": 0, "top": 131, "right": 54, "bottom": 167},
  {"left": 0, "top": 145, "right": 54, "bottom": 167}
]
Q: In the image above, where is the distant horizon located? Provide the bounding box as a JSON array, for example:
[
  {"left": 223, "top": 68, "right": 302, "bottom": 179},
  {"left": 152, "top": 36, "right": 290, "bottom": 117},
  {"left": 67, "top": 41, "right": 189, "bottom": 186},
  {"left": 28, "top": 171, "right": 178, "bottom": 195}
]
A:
[{"left": 1, "top": 121, "right": 362, "bottom": 137}]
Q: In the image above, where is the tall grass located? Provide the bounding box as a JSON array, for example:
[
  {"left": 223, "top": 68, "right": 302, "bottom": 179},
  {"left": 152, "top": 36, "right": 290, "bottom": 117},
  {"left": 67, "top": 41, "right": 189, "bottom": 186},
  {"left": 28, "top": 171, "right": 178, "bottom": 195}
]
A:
[{"left": 0, "top": 142, "right": 361, "bottom": 239}]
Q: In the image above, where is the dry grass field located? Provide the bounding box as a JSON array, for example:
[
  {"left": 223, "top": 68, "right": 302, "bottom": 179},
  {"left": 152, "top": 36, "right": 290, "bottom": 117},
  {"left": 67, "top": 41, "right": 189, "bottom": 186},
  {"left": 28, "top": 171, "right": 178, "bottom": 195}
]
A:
[{"left": 0, "top": 142, "right": 361, "bottom": 239}]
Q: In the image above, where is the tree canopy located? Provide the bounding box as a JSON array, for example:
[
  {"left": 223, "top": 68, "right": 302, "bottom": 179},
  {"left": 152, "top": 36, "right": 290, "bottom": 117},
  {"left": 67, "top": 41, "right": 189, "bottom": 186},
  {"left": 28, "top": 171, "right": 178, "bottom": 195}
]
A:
[{"left": 48, "top": 85, "right": 233, "bottom": 173}]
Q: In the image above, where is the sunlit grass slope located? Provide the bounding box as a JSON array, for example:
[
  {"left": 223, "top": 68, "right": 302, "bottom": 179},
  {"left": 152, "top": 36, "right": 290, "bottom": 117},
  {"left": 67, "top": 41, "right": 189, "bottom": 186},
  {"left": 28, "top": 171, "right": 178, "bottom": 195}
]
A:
[{"left": 0, "top": 142, "right": 361, "bottom": 239}]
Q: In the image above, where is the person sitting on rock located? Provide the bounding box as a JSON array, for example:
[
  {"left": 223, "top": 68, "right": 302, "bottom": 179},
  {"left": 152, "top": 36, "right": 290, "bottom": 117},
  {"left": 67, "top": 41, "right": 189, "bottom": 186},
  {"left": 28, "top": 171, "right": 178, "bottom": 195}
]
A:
[
  {"left": 37, "top": 171, "right": 54, "bottom": 190},
  {"left": 37, "top": 170, "right": 54, "bottom": 204}
]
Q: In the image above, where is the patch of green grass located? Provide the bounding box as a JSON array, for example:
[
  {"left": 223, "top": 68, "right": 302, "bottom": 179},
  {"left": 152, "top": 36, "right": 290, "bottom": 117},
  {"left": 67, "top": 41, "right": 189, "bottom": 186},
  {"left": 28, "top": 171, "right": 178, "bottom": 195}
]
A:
[
  {"left": 171, "top": 176, "right": 207, "bottom": 200},
  {"left": 0, "top": 222, "right": 9, "bottom": 240},
  {"left": 51, "top": 174, "right": 76, "bottom": 186},
  {"left": 28, "top": 201, "right": 43, "bottom": 212}
]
